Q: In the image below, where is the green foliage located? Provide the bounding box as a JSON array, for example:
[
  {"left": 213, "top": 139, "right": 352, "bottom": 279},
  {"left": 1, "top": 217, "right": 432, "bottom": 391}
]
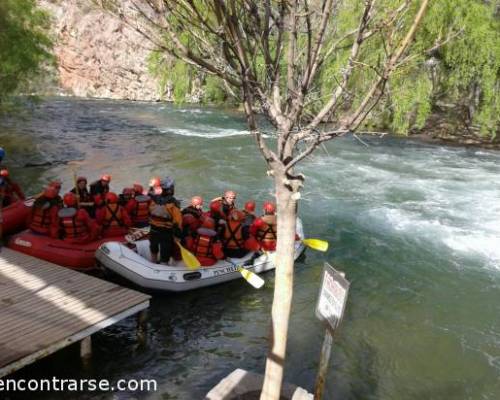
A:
[{"left": 0, "top": 0, "right": 53, "bottom": 104}]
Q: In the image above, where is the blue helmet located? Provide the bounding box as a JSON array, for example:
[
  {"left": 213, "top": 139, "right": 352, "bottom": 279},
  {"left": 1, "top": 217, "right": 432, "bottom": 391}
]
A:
[
  {"left": 160, "top": 176, "right": 175, "bottom": 190},
  {"left": 0, "top": 147, "right": 5, "bottom": 160}
]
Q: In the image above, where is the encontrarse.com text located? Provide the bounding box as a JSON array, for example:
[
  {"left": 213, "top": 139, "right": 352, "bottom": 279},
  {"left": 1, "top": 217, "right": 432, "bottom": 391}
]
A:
[{"left": 0, "top": 377, "right": 157, "bottom": 392}]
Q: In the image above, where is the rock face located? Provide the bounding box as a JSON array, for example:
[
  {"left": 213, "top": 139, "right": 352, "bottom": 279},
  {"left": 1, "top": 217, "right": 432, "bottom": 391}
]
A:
[{"left": 38, "top": 0, "right": 164, "bottom": 101}]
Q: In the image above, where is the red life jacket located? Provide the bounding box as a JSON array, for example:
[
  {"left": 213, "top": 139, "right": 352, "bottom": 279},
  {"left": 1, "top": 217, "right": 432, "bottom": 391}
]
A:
[
  {"left": 223, "top": 220, "right": 245, "bottom": 250},
  {"left": 30, "top": 199, "right": 56, "bottom": 233},
  {"left": 58, "top": 207, "right": 88, "bottom": 240},
  {"left": 102, "top": 204, "right": 125, "bottom": 229},
  {"left": 193, "top": 228, "right": 218, "bottom": 265},
  {"left": 256, "top": 214, "right": 277, "bottom": 246},
  {"left": 133, "top": 195, "right": 150, "bottom": 224}
]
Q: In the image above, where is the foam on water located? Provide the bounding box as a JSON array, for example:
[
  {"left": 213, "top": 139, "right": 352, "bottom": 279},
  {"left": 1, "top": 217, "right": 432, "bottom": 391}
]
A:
[{"left": 159, "top": 127, "right": 250, "bottom": 138}]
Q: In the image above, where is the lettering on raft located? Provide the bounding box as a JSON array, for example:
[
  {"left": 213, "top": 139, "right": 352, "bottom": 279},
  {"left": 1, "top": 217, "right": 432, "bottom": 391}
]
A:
[{"left": 212, "top": 264, "right": 239, "bottom": 277}]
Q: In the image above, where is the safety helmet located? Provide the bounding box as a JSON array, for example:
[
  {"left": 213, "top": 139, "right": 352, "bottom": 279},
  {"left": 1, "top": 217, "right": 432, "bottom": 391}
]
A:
[
  {"left": 105, "top": 192, "right": 119, "bottom": 203},
  {"left": 63, "top": 192, "right": 77, "bottom": 207},
  {"left": 191, "top": 196, "right": 203, "bottom": 207},
  {"left": 133, "top": 183, "right": 144, "bottom": 194},
  {"left": 244, "top": 200, "right": 256, "bottom": 213},
  {"left": 122, "top": 187, "right": 134, "bottom": 196},
  {"left": 101, "top": 174, "right": 111, "bottom": 182},
  {"left": 0, "top": 169, "right": 9, "bottom": 177},
  {"left": 44, "top": 187, "right": 58, "bottom": 199},
  {"left": 77, "top": 176, "right": 87, "bottom": 184},
  {"left": 160, "top": 176, "right": 175, "bottom": 190},
  {"left": 0, "top": 147, "right": 5, "bottom": 160},
  {"left": 149, "top": 177, "right": 161, "bottom": 188},
  {"left": 263, "top": 201, "right": 276, "bottom": 214},
  {"left": 224, "top": 190, "right": 237, "bottom": 200},
  {"left": 201, "top": 216, "right": 215, "bottom": 230}
]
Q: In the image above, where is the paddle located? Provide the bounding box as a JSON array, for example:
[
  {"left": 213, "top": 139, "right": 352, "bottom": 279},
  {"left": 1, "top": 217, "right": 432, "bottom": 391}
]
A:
[
  {"left": 226, "top": 258, "right": 265, "bottom": 289},
  {"left": 302, "top": 238, "right": 329, "bottom": 252},
  {"left": 174, "top": 239, "right": 201, "bottom": 270}
]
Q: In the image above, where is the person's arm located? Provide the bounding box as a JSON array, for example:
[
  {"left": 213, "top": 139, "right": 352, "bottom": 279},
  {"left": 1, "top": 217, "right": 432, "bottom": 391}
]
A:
[{"left": 49, "top": 208, "right": 61, "bottom": 239}]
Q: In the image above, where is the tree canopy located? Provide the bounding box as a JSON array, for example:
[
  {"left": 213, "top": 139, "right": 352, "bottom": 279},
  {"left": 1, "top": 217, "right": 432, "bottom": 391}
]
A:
[{"left": 0, "top": 0, "right": 53, "bottom": 104}]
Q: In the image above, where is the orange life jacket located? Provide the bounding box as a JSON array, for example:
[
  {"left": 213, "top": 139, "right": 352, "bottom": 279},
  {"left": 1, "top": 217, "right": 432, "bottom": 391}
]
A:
[
  {"left": 193, "top": 228, "right": 217, "bottom": 260},
  {"left": 223, "top": 220, "right": 245, "bottom": 250},
  {"left": 102, "top": 204, "right": 125, "bottom": 229},
  {"left": 133, "top": 195, "right": 150, "bottom": 223},
  {"left": 30, "top": 199, "right": 56, "bottom": 232},
  {"left": 58, "top": 207, "right": 88, "bottom": 239},
  {"left": 256, "top": 214, "right": 277, "bottom": 245}
]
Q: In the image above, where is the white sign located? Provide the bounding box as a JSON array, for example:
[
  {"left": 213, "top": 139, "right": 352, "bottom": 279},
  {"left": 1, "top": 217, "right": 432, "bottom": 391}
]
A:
[{"left": 315, "top": 263, "right": 350, "bottom": 331}]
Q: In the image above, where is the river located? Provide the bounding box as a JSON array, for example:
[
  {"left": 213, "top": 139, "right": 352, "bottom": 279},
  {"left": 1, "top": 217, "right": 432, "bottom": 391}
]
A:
[{"left": 1, "top": 97, "right": 500, "bottom": 400}]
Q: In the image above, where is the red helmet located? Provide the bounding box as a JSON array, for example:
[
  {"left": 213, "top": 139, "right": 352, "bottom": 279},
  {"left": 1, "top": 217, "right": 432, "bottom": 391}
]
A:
[
  {"left": 44, "top": 187, "right": 58, "bottom": 199},
  {"left": 101, "top": 174, "right": 111, "bottom": 182},
  {"left": 209, "top": 201, "right": 221, "bottom": 214},
  {"left": 50, "top": 180, "right": 62, "bottom": 189},
  {"left": 191, "top": 196, "right": 203, "bottom": 207},
  {"left": 133, "top": 183, "right": 144, "bottom": 194},
  {"left": 149, "top": 177, "right": 161, "bottom": 188},
  {"left": 122, "top": 187, "right": 134, "bottom": 196},
  {"left": 224, "top": 190, "right": 237, "bottom": 200},
  {"left": 105, "top": 192, "right": 119, "bottom": 203},
  {"left": 0, "top": 169, "right": 8, "bottom": 177},
  {"left": 63, "top": 192, "right": 77, "bottom": 207},
  {"left": 77, "top": 176, "right": 87, "bottom": 184},
  {"left": 263, "top": 201, "right": 276, "bottom": 214},
  {"left": 244, "top": 200, "right": 256, "bottom": 213},
  {"left": 201, "top": 216, "right": 215, "bottom": 230}
]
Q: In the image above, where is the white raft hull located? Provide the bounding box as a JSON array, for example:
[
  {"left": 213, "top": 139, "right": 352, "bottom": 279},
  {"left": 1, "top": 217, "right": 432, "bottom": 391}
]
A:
[{"left": 95, "top": 219, "right": 305, "bottom": 292}]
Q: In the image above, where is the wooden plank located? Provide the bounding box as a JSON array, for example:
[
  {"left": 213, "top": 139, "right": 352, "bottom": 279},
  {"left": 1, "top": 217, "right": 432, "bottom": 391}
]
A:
[
  {"left": 0, "top": 300, "right": 149, "bottom": 378},
  {"left": 0, "top": 291, "right": 148, "bottom": 364}
]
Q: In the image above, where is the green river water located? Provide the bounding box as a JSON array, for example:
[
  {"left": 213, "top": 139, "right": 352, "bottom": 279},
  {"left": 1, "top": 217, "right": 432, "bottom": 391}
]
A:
[{"left": 1, "top": 97, "right": 499, "bottom": 400}]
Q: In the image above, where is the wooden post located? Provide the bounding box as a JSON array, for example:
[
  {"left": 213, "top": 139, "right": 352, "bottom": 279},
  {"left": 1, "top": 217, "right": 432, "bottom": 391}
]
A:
[
  {"left": 313, "top": 329, "right": 334, "bottom": 400},
  {"left": 80, "top": 336, "right": 92, "bottom": 367},
  {"left": 137, "top": 310, "right": 148, "bottom": 345}
]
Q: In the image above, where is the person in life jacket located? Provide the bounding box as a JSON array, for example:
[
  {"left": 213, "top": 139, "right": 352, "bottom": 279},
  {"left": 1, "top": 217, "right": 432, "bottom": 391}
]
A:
[
  {"left": 221, "top": 209, "right": 259, "bottom": 258},
  {"left": 242, "top": 200, "right": 256, "bottom": 227},
  {"left": 70, "top": 176, "right": 95, "bottom": 215},
  {"left": 250, "top": 201, "right": 278, "bottom": 252},
  {"left": 124, "top": 188, "right": 151, "bottom": 228},
  {"left": 95, "top": 192, "right": 132, "bottom": 238},
  {"left": 181, "top": 196, "right": 204, "bottom": 236},
  {"left": 90, "top": 174, "right": 111, "bottom": 207},
  {"left": 57, "top": 193, "right": 98, "bottom": 244},
  {"left": 148, "top": 176, "right": 183, "bottom": 264},
  {"left": 210, "top": 190, "right": 237, "bottom": 221},
  {"left": 185, "top": 217, "right": 224, "bottom": 266},
  {"left": 48, "top": 180, "right": 64, "bottom": 207},
  {"left": 0, "top": 169, "right": 25, "bottom": 207},
  {"left": 29, "top": 186, "right": 61, "bottom": 237}
]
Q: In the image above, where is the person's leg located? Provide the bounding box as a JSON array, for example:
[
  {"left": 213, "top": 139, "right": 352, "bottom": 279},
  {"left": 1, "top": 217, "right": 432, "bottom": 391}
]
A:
[
  {"left": 160, "top": 230, "right": 174, "bottom": 263},
  {"left": 149, "top": 230, "right": 160, "bottom": 263}
]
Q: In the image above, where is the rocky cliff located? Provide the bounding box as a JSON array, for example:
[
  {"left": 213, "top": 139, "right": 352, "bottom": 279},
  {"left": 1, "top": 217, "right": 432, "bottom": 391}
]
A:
[{"left": 38, "top": 0, "right": 165, "bottom": 101}]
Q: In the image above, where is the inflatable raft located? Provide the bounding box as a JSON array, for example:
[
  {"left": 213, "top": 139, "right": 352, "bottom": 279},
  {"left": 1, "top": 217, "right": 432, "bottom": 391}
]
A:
[
  {"left": 2, "top": 199, "right": 32, "bottom": 235},
  {"left": 95, "top": 219, "right": 305, "bottom": 292},
  {"left": 8, "top": 230, "right": 126, "bottom": 271}
]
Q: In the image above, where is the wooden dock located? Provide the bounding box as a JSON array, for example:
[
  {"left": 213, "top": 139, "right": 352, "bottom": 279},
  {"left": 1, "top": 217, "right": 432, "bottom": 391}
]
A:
[{"left": 0, "top": 247, "right": 151, "bottom": 378}]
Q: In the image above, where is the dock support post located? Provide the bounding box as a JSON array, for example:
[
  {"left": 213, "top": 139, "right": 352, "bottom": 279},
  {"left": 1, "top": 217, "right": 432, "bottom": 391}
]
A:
[
  {"left": 137, "top": 310, "right": 148, "bottom": 345},
  {"left": 80, "top": 336, "right": 92, "bottom": 360}
]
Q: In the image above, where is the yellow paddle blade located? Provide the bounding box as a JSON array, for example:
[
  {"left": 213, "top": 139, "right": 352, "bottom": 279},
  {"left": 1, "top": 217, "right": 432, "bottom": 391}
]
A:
[
  {"left": 302, "top": 238, "right": 329, "bottom": 252},
  {"left": 237, "top": 266, "right": 265, "bottom": 289},
  {"left": 175, "top": 240, "right": 201, "bottom": 270}
]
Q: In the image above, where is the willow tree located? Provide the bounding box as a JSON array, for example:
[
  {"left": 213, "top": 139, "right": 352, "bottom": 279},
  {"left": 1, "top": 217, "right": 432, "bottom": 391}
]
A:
[{"left": 99, "top": 0, "right": 429, "bottom": 398}]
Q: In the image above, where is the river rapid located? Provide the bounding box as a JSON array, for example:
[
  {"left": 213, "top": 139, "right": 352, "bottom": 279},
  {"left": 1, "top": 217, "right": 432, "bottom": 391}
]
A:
[{"left": 1, "top": 97, "right": 500, "bottom": 400}]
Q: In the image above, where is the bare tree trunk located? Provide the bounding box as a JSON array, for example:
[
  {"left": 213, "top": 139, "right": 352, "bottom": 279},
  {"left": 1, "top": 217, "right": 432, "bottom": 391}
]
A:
[{"left": 260, "top": 172, "right": 298, "bottom": 400}]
